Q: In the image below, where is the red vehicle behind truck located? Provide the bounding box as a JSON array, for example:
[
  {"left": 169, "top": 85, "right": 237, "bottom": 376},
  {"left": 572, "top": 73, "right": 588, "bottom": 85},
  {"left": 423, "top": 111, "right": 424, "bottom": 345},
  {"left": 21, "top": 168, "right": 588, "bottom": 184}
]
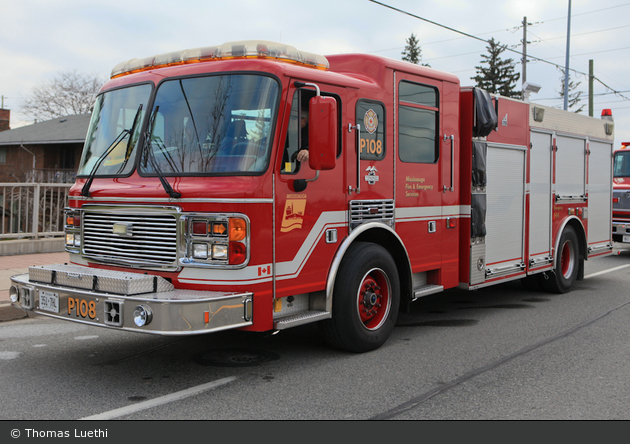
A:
[
  {"left": 613, "top": 141, "right": 630, "bottom": 244},
  {"left": 10, "top": 41, "right": 614, "bottom": 352}
]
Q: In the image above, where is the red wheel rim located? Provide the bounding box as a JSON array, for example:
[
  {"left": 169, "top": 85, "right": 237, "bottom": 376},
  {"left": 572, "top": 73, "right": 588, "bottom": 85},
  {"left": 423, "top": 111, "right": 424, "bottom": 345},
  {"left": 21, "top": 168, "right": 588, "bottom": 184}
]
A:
[
  {"left": 357, "top": 268, "right": 391, "bottom": 330},
  {"left": 560, "top": 239, "right": 575, "bottom": 279}
]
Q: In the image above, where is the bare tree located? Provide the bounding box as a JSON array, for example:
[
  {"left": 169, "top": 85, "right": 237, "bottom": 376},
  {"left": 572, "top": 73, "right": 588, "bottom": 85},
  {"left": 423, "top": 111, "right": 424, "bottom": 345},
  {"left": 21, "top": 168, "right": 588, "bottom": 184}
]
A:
[
  {"left": 21, "top": 70, "right": 106, "bottom": 122},
  {"left": 558, "top": 68, "right": 585, "bottom": 113}
]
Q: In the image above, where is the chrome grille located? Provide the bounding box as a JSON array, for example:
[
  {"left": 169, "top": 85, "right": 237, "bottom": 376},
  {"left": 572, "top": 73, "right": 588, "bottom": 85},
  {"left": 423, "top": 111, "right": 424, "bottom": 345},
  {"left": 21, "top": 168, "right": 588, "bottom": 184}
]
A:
[
  {"left": 82, "top": 210, "right": 178, "bottom": 266},
  {"left": 614, "top": 190, "right": 630, "bottom": 211},
  {"left": 349, "top": 199, "right": 395, "bottom": 230}
]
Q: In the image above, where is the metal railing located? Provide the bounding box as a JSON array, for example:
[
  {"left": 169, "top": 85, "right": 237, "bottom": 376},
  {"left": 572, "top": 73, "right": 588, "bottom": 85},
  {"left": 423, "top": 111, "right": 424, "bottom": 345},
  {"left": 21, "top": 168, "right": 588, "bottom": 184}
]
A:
[
  {"left": 25, "top": 169, "right": 77, "bottom": 184},
  {"left": 0, "top": 183, "right": 73, "bottom": 239}
]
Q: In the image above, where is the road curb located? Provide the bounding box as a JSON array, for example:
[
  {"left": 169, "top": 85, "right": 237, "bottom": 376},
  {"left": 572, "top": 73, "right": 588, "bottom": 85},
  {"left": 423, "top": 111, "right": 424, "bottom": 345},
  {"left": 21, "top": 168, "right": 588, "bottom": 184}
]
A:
[{"left": 0, "top": 302, "right": 28, "bottom": 323}]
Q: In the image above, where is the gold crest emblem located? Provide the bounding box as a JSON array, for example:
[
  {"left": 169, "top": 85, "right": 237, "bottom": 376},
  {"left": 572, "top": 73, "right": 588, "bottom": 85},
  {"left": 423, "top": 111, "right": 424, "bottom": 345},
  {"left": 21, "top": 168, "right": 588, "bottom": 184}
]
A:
[{"left": 364, "top": 109, "right": 378, "bottom": 134}]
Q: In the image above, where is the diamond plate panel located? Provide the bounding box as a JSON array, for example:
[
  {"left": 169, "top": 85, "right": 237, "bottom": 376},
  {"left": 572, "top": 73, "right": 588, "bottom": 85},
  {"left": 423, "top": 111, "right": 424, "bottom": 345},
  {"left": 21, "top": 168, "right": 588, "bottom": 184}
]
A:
[{"left": 28, "top": 264, "right": 174, "bottom": 295}]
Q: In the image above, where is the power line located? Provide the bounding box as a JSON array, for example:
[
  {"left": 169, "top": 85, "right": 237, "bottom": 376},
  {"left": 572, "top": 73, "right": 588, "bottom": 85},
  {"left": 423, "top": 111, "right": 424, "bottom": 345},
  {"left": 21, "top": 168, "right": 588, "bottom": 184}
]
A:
[
  {"left": 546, "top": 46, "right": 630, "bottom": 59},
  {"left": 424, "top": 50, "right": 482, "bottom": 62},
  {"left": 368, "top": 0, "right": 490, "bottom": 45},
  {"left": 532, "top": 24, "right": 630, "bottom": 42},
  {"left": 372, "top": 11, "right": 630, "bottom": 58},
  {"left": 532, "top": 3, "right": 630, "bottom": 24},
  {"left": 370, "top": 24, "right": 523, "bottom": 54},
  {"left": 368, "top": 0, "right": 630, "bottom": 101}
]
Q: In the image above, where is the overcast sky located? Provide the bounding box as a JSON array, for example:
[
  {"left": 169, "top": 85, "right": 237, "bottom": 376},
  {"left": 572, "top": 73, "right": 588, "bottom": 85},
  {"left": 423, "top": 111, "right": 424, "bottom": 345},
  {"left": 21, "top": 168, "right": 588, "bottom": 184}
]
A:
[{"left": 2, "top": 0, "right": 629, "bottom": 142}]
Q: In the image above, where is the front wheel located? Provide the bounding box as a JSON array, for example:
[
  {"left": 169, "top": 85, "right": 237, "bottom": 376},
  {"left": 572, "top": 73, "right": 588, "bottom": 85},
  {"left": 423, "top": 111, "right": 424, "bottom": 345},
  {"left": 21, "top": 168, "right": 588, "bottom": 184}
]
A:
[
  {"left": 319, "top": 242, "right": 400, "bottom": 353},
  {"left": 541, "top": 225, "right": 580, "bottom": 294}
]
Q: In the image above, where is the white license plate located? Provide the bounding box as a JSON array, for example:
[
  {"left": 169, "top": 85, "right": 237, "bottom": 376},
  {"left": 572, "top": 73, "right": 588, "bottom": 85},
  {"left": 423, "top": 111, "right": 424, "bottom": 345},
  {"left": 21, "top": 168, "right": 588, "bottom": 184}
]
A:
[
  {"left": 624, "top": 235, "right": 630, "bottom": 243},
  {"left": 39, "top": 291, "right": 59, "bottom": 313}
]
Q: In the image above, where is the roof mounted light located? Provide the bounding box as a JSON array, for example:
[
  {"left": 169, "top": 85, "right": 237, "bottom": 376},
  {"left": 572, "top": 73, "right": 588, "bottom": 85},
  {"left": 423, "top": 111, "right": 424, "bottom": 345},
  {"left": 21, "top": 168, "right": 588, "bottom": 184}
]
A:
[{"left": 111, "top": 40, "right": 329, "bottom": 78}]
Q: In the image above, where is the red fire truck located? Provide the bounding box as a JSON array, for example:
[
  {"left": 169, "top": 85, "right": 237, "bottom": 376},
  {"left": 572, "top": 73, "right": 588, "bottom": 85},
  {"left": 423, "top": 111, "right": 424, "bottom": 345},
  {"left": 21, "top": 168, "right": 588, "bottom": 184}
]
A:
[
  {"left": 10, "top": 40, "right": 614, "bottom": 352},
  {"left": 613, "top": 141, "right": 630, "bottom": 244}
]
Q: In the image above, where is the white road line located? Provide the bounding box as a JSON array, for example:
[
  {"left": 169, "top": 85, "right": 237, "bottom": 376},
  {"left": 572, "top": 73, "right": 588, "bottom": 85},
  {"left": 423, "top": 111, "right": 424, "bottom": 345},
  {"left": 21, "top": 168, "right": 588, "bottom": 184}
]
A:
[
  {"left": 79, "top": 376, "right": 237, "bottom": 420},
  {"left": 584, "top": 264, "right": 630, "bottom": 280}
]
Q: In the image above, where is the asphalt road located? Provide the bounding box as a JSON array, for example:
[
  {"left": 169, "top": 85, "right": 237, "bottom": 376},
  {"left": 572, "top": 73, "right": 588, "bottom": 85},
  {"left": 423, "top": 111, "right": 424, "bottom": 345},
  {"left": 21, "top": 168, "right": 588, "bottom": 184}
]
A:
[{"left": 2, "top": 246, "right": 630, "bottom": 421}]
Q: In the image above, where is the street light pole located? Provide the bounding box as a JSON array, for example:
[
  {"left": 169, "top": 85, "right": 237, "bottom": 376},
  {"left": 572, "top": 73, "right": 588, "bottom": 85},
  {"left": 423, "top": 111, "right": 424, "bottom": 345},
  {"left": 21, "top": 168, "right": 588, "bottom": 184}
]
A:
[{"left": 563, "top": 0, "right": 572, "bottom": 111}]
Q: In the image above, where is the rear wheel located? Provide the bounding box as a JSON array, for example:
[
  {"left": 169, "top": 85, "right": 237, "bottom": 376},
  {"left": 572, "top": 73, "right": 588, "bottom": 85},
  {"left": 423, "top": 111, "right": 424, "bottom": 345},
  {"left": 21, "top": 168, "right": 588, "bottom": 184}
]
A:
[
  {"left": 319, "top": 242, "right": 400, "bottom": 353},
  {"left": 541, "top": 225, "right": 580, "bottom": 294}
]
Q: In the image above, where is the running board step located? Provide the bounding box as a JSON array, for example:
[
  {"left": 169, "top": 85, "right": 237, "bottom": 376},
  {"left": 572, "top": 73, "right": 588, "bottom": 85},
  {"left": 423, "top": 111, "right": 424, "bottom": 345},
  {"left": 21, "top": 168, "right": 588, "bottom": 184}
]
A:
[
  {"left": 413, "top": 284, "right": 444, "bottom": 299},
  {"left": 273, "top": 310, "right": 331, "bottom": 330}
]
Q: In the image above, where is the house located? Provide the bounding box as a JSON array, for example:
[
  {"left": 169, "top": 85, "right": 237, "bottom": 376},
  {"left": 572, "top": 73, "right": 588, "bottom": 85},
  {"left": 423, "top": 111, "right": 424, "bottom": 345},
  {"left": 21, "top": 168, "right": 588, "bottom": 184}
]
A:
[{"left": 0, "top": 109, "right": 89, "bottom": 183}]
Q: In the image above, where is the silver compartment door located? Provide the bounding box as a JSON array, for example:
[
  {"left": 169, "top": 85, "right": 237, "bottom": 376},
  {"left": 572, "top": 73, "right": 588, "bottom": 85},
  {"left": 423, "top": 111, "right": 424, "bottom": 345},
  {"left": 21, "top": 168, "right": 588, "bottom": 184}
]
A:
[
  {"left": 556, "top": 135, "right": 586, "bottom": 200},
  {"left": 588, "top": 139, "right": 613, "bottom": 253},
  {"left": 528, "top": 131, "right": 553, "bottom": 267},
  {"left": 485, "top": 143, "right": 527, "bottom": 277}
]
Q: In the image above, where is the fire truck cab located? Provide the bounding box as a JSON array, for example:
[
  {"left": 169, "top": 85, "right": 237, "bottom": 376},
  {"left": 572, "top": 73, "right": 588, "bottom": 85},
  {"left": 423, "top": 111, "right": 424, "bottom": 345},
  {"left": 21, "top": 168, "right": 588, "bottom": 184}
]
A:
[{"left": 10, "top": 41, "right": 614, "bottom": 352}]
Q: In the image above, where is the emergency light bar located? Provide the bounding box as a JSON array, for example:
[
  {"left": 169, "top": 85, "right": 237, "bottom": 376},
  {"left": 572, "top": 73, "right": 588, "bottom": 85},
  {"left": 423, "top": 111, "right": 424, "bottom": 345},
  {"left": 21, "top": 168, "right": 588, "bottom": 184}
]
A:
[
  {"left": 601, "top": 109, "right": 614, "bottom": 136},
  {"left": 111, "top": 40, "right": 330, "bottom": 78}
]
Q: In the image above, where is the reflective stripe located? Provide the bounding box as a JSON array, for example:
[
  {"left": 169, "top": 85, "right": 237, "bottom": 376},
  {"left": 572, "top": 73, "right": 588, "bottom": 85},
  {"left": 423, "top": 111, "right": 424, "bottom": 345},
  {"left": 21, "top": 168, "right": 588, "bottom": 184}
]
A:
[{"left": 179, "top": 206, "right": 467, "bottom": 285}]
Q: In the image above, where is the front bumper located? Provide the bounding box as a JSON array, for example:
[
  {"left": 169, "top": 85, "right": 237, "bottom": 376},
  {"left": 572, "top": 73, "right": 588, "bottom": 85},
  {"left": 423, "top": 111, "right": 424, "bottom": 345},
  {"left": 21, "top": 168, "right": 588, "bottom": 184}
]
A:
[{"left": 9, "top": 264, "right": 253, "bottom": 335}]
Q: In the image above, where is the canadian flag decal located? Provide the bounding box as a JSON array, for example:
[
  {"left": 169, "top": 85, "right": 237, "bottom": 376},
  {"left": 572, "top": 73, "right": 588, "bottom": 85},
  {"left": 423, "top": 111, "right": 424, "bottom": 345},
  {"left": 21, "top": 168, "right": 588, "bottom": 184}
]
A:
[{"left": 258, "top": 265, "right": 271, "bottom": 276}]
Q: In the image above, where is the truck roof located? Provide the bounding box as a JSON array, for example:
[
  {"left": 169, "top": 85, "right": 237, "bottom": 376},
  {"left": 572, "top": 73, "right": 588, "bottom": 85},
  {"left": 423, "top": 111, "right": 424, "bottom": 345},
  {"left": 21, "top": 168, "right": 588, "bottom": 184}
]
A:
[{"left": 104, "top": 40, "right": 460, "bottom": 94}]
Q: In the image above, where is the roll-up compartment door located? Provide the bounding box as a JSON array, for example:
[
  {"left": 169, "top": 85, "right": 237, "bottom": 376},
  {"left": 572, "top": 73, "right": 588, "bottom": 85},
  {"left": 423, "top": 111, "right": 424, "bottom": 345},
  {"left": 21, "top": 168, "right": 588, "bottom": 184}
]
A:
[
  {"left": 529, "top": 131, "right": 553, "bottom": 268},
  {"left": 485, "top": 143, "right": 526, "bottom": 277},
  {"left": 556, "top": 135, "right": 586, "bottom": 200},
  {"left": 588, "top": 139, "right": 613, "bottom": 254}
]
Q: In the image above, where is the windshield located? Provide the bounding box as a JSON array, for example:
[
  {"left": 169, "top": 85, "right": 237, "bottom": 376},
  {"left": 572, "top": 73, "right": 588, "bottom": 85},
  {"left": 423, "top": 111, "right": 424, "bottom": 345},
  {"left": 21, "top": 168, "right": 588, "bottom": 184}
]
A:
[
  {"left": 140, "top": 74, "right": 279, "bottom": 175},
  {"left": 78, "top": 84, "right": 152, "bottom": 176},
  {"left": 614, "top": 151, "right": 630, "bottom": 177}
]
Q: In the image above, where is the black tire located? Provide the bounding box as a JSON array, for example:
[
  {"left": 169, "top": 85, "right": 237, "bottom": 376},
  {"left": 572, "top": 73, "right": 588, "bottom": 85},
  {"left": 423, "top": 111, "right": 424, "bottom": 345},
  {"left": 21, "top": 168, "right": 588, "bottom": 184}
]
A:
[
  {"left": 541, "top": 225, "right": 580, "bottom": 294},
  {"left": 319, "top": 242, "right": 400, "bottom": 353}
]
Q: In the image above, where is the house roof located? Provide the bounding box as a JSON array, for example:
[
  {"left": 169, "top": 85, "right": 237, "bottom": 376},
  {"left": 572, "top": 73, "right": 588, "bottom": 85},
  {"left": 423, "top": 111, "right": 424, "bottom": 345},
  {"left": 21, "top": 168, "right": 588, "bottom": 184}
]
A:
[{"left": 0, "top": 114, "right": 91, "bottom": 146}]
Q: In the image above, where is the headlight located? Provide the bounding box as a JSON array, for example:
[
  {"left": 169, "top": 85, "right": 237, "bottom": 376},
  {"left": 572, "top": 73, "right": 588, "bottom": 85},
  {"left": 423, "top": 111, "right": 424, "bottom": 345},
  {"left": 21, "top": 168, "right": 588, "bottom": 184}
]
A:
[
  {"left": 192, "top": 243, "right": 209, "bottom": 259},
  {"left": 9, "top": 286, "right": 19, "bottom": 303},
  {"left": 64, "top": 208, "right": 81, "bottom": 253},
  {"left": 212, "top": 244, "right": 228, "bottom": 260},
  {"left": 184, "top": 214, "right": 249, "bottom": 267},
  {"left": 133, "top": 305, "right": 153, "bottom": 327}
]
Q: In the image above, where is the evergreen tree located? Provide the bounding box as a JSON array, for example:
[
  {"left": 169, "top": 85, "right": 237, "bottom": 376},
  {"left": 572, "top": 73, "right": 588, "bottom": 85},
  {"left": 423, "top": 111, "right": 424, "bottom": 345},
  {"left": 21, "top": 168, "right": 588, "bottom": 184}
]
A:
[
  {"left": 401, "top": 33, "right": 430, "bottom": 67},
  {"left": 558, "top": 68, "right": 585, "bottom": 113},
  {"left": 472, "top": 38, "right": 520, "bottom": 98}
]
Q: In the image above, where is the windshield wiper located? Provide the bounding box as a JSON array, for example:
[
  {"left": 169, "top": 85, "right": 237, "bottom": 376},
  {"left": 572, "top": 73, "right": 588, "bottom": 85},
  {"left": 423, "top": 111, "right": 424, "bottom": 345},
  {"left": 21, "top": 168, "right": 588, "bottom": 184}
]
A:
[
  {"left": 80, "top": 104, "right": 143, "bottom": 197},
  {"left": 144, "top": 106, "right": 182, "bottom": 199}
]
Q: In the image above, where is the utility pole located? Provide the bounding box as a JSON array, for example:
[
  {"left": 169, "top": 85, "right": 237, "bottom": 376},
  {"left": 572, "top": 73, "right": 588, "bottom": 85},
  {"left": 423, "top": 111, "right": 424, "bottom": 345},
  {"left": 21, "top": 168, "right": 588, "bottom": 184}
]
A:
[
  {"left": 522, "top": 17, "right": 528, "bottom": 87},
  {"left": 522, "top": 17, "right": 536, "bottom": 101},
  {"left": 563, "top": 0, "right": 572, "bottom": 111},
  {"left": 589, "top": 59, "right": 594, "bottom": 117}
]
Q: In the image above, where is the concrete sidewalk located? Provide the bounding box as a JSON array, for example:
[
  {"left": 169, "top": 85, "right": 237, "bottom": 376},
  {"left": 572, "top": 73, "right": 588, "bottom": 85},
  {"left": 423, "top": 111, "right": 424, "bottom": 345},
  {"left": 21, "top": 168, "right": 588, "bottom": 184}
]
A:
[{"left": 0, "top": 251, "right": 69, "bottom": 322}]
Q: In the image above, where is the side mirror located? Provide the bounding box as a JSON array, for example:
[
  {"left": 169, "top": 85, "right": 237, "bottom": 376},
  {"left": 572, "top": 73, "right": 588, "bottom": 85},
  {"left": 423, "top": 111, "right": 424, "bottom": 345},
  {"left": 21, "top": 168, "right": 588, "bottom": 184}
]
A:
[{"left": 308, "top": 96, "right": 337, "bottom": 171}]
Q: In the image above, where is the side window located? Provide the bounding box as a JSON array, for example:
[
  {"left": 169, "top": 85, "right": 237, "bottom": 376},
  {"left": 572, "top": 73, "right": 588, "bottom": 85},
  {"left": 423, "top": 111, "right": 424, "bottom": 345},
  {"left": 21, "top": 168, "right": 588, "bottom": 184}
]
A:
[
  {"left": 357, "top": 100, "right": 385, "bottom": 161},
  {"left": 282, "top": 90, "right": 309, "bottom": 174},
  {"left": 398, "top": 81, "right": 438, "bottom": 163},
  {"left": 282, "top": 88, "right": 342, "bottom": 174},
  {"left": 614, "top": 152, "right": 630, "bottom": 177}
]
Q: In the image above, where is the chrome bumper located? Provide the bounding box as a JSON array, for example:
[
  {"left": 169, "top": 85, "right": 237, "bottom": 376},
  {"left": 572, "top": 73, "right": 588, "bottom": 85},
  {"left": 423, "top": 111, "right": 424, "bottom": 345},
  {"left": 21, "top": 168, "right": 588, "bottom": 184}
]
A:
[{"left": 9, "top": 264, "right": 253, "bottom": 335}]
